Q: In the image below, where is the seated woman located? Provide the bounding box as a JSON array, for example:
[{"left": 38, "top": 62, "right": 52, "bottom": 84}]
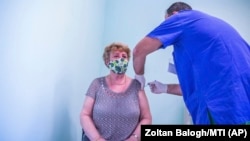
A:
[{"left": 80, "top": 42, "right": 152, "bottom": 141}]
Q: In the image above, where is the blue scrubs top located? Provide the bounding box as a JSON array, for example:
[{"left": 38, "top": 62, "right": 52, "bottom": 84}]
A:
[{"left": 147, "top": 10, "right": 250, "bottom": 124}]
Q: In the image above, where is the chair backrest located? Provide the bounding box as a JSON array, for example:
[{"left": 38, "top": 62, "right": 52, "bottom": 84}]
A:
[{"left": 82, "top": 129, "right": 90, "bottom": 141}]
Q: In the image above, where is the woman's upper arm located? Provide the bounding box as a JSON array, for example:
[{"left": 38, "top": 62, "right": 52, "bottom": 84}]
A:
[
  {"left": 138, "top": 90, "right": 152, "bottom": 121},
  {"left": 81, "top": 96, "right": 95, "bottom": 117}
]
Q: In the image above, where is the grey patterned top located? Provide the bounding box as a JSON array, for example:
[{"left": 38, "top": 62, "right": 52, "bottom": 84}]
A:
[{"left": 86, "top": 77, "right": 141, "bottom": 141}]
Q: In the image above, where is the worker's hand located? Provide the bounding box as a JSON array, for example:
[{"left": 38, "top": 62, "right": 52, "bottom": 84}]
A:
[
  {"left": 135, "top": 74, "right": 145, "bottom": 90},
  {"left": 148, "top": 80, "right": 168, "bottom": 94}
]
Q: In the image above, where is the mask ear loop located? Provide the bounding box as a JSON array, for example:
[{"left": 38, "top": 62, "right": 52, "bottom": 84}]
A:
[{"left": 105, "top": 58, "right": 110, "bottom": 68}]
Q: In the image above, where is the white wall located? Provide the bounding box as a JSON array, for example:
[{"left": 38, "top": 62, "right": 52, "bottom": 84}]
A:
[
  {"left": 0, "top": 0, "right": 105, "bottom": 141},
  {"left": 0, "top": 0, "right": 249, "bottom": 141}
]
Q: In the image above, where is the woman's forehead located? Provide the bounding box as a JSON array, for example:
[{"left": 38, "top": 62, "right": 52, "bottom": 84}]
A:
[{"left": 111, "top": 50, "right": 127, "bottom": 54}]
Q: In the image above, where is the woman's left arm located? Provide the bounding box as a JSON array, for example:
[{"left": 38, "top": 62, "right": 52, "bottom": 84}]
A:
[{"left": 127, "top": 90, "right": 152, "bottom": 141}]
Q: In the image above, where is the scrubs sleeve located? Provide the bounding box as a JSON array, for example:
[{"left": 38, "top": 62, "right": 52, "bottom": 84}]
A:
[{"left": 146, "top": 15, "right": 184, "bottom": 49}]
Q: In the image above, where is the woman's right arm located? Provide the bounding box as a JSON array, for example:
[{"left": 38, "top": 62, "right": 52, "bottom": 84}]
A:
[{"left": 80, "top": 96, "right": 105, "bottom": 141}]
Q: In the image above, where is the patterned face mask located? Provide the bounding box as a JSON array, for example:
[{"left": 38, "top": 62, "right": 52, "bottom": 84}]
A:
[{"left": 108, "top": 58, "right": 128, "bottom": 74}]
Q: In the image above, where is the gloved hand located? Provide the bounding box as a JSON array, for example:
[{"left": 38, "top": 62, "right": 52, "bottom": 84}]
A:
[
  {"left": 135, "top": 74, "right": 145, "bottom": 90},
  {"left": 148, "top": 80, "right": 168, "bottom": 94}
]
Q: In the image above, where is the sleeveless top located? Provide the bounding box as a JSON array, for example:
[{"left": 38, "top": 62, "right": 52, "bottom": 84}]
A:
[{"left": 86, "top": 77, "right": 141, "bottom": 141}]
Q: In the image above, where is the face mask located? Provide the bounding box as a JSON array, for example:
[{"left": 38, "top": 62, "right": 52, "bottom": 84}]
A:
[{"left": 108, "top": 58, "right": 128, "bottom": 74}]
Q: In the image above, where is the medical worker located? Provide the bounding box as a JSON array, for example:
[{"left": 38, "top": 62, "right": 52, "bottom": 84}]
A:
[{"left": 133, "top": 2, "right": 250, "bottom": 124}]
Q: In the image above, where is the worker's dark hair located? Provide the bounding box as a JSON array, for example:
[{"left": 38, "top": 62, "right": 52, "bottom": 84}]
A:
[{"left": 166, "top": 2, "right": 192, "bottom": 16}]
